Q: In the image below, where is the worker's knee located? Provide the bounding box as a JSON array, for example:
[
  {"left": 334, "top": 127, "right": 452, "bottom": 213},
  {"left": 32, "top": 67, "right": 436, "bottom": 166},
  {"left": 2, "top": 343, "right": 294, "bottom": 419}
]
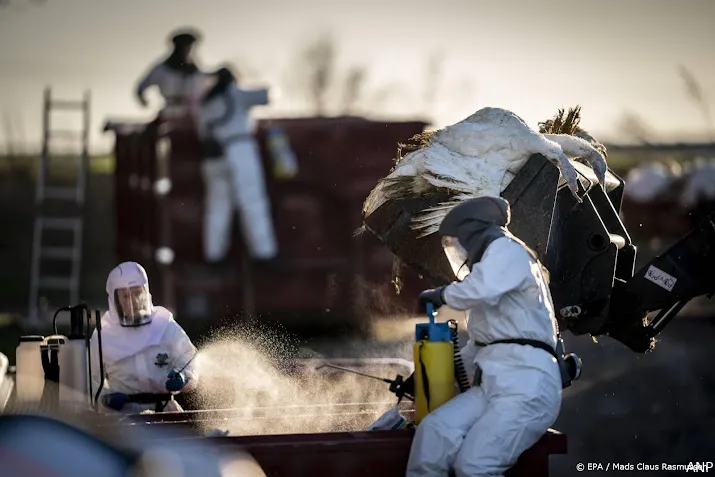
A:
[
  {"left": 451, "top": 427, "right": 520, "bottom": 477},
  {"left": 453, "top": 454, "right": 503, "bottom": 477},
  {"left": 415, "top": 410, "right": 457, "bottom": 443}
]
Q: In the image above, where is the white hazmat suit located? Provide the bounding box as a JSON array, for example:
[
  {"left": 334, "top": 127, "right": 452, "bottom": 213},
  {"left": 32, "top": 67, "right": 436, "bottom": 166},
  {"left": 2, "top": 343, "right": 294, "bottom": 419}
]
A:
[
  {"left": 197, "top": 68, "right": 277, "bottom": 262},
  {"left": 623, "top": 162, "right": 675, "bottom": 204},
  {"left": 90, "top": 262, "right": 199, "bottom": 413},
  {"left": 407, "top": 197, "right": 562, "bottom": 477},
  {"left": 137, "top": 63, "right": 206, "bottom": 119},
  {"left": 136, "top": 30, "right": 207, "bottom": 120}
]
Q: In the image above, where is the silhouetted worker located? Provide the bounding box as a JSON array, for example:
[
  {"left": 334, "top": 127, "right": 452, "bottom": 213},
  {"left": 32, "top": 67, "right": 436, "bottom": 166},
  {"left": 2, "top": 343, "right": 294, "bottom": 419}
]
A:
[{"left": 136, "top": 28, "right": 207, "bottom": 120}]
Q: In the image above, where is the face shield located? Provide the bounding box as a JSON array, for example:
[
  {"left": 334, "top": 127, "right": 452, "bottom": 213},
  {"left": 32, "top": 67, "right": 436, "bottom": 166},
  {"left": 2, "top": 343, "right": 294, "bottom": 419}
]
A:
[
  {"left": 114, "top": 285, "right": 152, "bottom": 327},
  {"left": 441, "top": 236, "right": 470, "bottom": 281}
]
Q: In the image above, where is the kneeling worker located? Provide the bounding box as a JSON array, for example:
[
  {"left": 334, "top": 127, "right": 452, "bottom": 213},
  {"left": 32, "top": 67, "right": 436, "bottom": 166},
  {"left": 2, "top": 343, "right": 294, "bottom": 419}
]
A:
[
  {"left": 90, "top": 261, "right": 199, "bottom": 413},
  {"left": 406, "top": 196, "right": 563, "bottom": 477}
]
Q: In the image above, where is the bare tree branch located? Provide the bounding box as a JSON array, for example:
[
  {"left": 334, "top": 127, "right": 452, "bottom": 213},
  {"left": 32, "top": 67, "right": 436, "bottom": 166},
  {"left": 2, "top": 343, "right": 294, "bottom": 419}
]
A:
[
  {"left": 283, "top": 32, "right": 405, "bottom": 118},
  {"left": 617, "top": 111, "right": 656, "bottom": 144},
  {"left": 2, "top": 112, "right": 16, "bottom": 158},
  {"left": 297, "top": 33, "right": 337, "bottom": 116},
  {"left": 340, "top": 66, "right": 367, "bottom": 115},
  {"left": 678, "top": 65, "right": 714, "bottom": 141}
]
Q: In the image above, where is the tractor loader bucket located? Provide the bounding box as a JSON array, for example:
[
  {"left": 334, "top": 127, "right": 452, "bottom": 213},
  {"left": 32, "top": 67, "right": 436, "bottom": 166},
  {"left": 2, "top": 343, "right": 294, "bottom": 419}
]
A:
[
  {"left": 364, "top": 154, "right": 561, "bottom": 287},
  {"left": 363, "top": 154, "right": 649, "bottom": 350}
]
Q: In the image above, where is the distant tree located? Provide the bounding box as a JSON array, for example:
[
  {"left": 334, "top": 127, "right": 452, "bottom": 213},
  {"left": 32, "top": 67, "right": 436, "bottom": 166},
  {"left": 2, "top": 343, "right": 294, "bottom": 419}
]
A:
[
  {"left": 286, "top": 33, "right": 396, "bottom": 117},
  {"left": 297, "top": 33, "right": 337, "bottom": 116},
  {"left": 340, "top": 66, "right": 367, "bottom": 115},
  {"left": 617, "top": 111, "right": 656, "bottom": 144},
  {"left": 2, "top": 112, "right": 16, "bottom": 157},
  {"left": 678, "top": 65, "right": 714, "bottom": 141}
]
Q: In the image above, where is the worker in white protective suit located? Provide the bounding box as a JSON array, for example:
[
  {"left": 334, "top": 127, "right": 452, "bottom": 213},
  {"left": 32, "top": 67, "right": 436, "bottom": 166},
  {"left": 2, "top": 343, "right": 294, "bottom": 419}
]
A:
[
  {"left": 406, "top": 196, "right": 564, "bottom": 477},
  {"left": 623, "top": 161, "right": 674, "bottom": 204},
  {"left": 196, "top": 66, "right": 278, "bottom": 263},
  {"left": 90, "top": 261, "right": 199, "bottom": 414},
  {"left": 135, "top": 28, "right": 208, "bottom": 120}
]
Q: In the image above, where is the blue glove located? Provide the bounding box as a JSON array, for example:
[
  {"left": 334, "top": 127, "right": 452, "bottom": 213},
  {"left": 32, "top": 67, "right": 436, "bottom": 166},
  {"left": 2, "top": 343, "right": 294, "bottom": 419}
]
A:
[
  {"left": 165, "top": 369, "right": 186, "bottom": 392},
  {"left": 418, "top": 286, "right": 446, "bottom": 312},
  {"left": 102, "top": 392, "right": 130, "bottom": 411}
]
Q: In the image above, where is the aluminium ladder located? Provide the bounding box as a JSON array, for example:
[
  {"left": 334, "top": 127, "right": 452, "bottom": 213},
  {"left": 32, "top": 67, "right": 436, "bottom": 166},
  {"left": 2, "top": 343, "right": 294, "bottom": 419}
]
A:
[{"left": 27, "top": 87, "right": 91, "bottom": 329}]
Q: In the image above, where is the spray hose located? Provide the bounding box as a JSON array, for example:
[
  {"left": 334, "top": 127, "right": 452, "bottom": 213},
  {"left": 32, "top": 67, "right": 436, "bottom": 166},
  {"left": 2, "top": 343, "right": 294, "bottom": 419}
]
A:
[{"left": 447, "top": 320, "right": 471, "bottom": 393}]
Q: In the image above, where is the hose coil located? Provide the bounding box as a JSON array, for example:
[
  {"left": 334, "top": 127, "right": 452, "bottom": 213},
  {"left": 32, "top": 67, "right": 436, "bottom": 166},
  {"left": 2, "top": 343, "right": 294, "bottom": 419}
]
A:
[{"left": 448, "top": 320, "right": 471, "bottom": 393}]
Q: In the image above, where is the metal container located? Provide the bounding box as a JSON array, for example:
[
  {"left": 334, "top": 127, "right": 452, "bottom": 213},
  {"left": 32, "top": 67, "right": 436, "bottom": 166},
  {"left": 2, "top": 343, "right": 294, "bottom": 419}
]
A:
[{"left": 106, "top": 115, "right": 428, "bottom": 326}]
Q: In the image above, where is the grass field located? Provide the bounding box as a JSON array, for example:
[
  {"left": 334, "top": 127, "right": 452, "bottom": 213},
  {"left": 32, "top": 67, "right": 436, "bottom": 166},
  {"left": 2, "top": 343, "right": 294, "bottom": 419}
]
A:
[
  {"left": 0, "top": 144, "right": 710, "bottom": 179},
  {"left": 0, "top": 154, "right": 115, "bottom": 176}
]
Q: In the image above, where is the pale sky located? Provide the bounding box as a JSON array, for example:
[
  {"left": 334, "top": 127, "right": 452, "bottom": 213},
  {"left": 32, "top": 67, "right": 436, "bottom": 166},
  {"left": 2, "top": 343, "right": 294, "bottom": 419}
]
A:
[{"left": 0, "top": 0, "right": 714, "bottom": 154}]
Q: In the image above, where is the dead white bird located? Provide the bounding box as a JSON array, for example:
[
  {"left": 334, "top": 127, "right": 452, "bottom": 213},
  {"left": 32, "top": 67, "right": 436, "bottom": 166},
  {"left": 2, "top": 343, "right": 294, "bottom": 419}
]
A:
[
  {"left": 624, "top": 161, "right": 674, "bottom": 204},
  {"left": 680, "top": 158, "right": 715, "bottom": 208},
  {"left": 363, "top": 106, "right": 608, "bottom": 237}
]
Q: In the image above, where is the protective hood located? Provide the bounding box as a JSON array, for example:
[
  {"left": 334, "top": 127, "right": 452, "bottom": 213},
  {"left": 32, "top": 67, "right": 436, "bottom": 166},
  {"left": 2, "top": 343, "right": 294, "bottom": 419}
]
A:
[
  {"left": 438, "top": 196, "right": 512, "bottom": 278},
  {"left": 100, "top": 262, "right": 172, "bottom": 362},
  {"left": 106, "top": 262, "right": 154, "bottom": 327},
  {"left": 202, "top": 67, "right": 235, "bottom": 104}
]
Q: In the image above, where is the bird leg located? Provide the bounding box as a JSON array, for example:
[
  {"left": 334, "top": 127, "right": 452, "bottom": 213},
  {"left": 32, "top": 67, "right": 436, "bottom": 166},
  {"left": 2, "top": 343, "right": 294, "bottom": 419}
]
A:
[
  {"left": 580, "top": 153, "right": 608, "bottom": 189},
  {"left": 553, "top": 154, "right": 583, "bottom": 203},
  {"left": 543, "top": 133, "right": 608, "bottom": 189}
]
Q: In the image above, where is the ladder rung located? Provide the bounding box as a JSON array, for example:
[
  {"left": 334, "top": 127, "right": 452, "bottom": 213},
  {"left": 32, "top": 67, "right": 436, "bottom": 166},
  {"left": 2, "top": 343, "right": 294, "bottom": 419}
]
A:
[
  {"left": 38, "top": 276, "right": 73, "bottom": 290},
  {"left": 43, "top": 186, "right": 78, "bottom": 200},
  {"left": 39, "top": 217, "right": 82, "bottom": 230},
  {"left": 51, "top": 100, "right": 84, "bottom": 111},
  {"left": 40, "top": 247, "right": 75, "bottom": 260},
  {"left": 49, "top": 130, "right": 80, "bottom": 139}
]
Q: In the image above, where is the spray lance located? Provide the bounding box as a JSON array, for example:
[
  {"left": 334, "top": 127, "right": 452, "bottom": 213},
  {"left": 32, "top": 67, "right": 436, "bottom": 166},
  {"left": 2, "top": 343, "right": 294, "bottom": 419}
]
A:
[
  {"left": 315, "top": 303, "right": 472, "bottom": 419},
  {"left": 314, "top": 363, "right": 415, "bottom": 403}
]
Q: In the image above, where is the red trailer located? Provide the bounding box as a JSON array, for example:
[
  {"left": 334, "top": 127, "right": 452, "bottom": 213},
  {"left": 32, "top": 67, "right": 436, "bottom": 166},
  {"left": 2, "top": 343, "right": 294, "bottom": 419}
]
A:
[
  {"left": 101, "top": 357, "right": 568, "bottom": 477},
  {"left": 105, "top": 115, "right": 429, "bottom": 328}
]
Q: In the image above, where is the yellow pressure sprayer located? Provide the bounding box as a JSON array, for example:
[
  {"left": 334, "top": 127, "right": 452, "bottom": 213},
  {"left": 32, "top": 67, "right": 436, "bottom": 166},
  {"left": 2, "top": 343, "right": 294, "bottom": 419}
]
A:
[{"left": 413, "top": 302, "right": 459, "bottom": 424}]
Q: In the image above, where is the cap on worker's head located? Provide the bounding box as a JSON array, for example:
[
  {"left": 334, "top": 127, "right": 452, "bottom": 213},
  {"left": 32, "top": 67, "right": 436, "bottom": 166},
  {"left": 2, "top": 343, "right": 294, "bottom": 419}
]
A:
[
  {"left": 170, "top": 27, "right": 201, "bottom": 46},
  {"left": 438, "top": 196, "right": 511, "bottom": 237}
]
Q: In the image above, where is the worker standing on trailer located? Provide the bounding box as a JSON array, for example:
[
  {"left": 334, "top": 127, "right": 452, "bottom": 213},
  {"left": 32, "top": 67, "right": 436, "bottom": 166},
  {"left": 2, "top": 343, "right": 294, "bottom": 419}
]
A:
[
  {"left": 406, "top": 197, "right": 563, "bottom": 477},
  {"left": 135, "top": 28, "right": 207, "bottom": 120},
  {"left": 90, "top": 261, "right": 200, "bottom": 413},
  {"left": 196, "top": 65, "right": 278, "bottom": 263}
]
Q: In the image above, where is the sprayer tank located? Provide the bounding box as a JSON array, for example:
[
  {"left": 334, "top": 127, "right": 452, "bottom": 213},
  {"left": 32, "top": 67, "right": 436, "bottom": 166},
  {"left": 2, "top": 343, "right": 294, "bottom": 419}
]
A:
[
  {"left": 41, "top": 334, "right": 91, "bottom": 406},
  {"left": 60, "top": 338, "right": 90, "bottom": 403},
  {"left": 15, "top": 335, "right": 46, "bottom": 404}
]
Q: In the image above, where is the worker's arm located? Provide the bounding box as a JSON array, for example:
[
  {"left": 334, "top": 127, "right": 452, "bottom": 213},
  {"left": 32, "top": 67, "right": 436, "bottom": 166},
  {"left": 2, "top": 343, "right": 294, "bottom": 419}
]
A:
[
  {"left": 135, "top": 63, "right": 162, "bottom": 107},
  {"left": 168, "top": 322, "right": 199, "bottom": 392},
  {"left": 442, "top": 237, "right": 529, "bottom": 311}
]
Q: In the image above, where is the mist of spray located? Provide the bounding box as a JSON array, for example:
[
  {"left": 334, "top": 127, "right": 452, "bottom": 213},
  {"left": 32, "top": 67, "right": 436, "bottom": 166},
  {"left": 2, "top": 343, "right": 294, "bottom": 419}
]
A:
[{"left": 190, "top": 315, "right": 417, "bottom": 436}]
